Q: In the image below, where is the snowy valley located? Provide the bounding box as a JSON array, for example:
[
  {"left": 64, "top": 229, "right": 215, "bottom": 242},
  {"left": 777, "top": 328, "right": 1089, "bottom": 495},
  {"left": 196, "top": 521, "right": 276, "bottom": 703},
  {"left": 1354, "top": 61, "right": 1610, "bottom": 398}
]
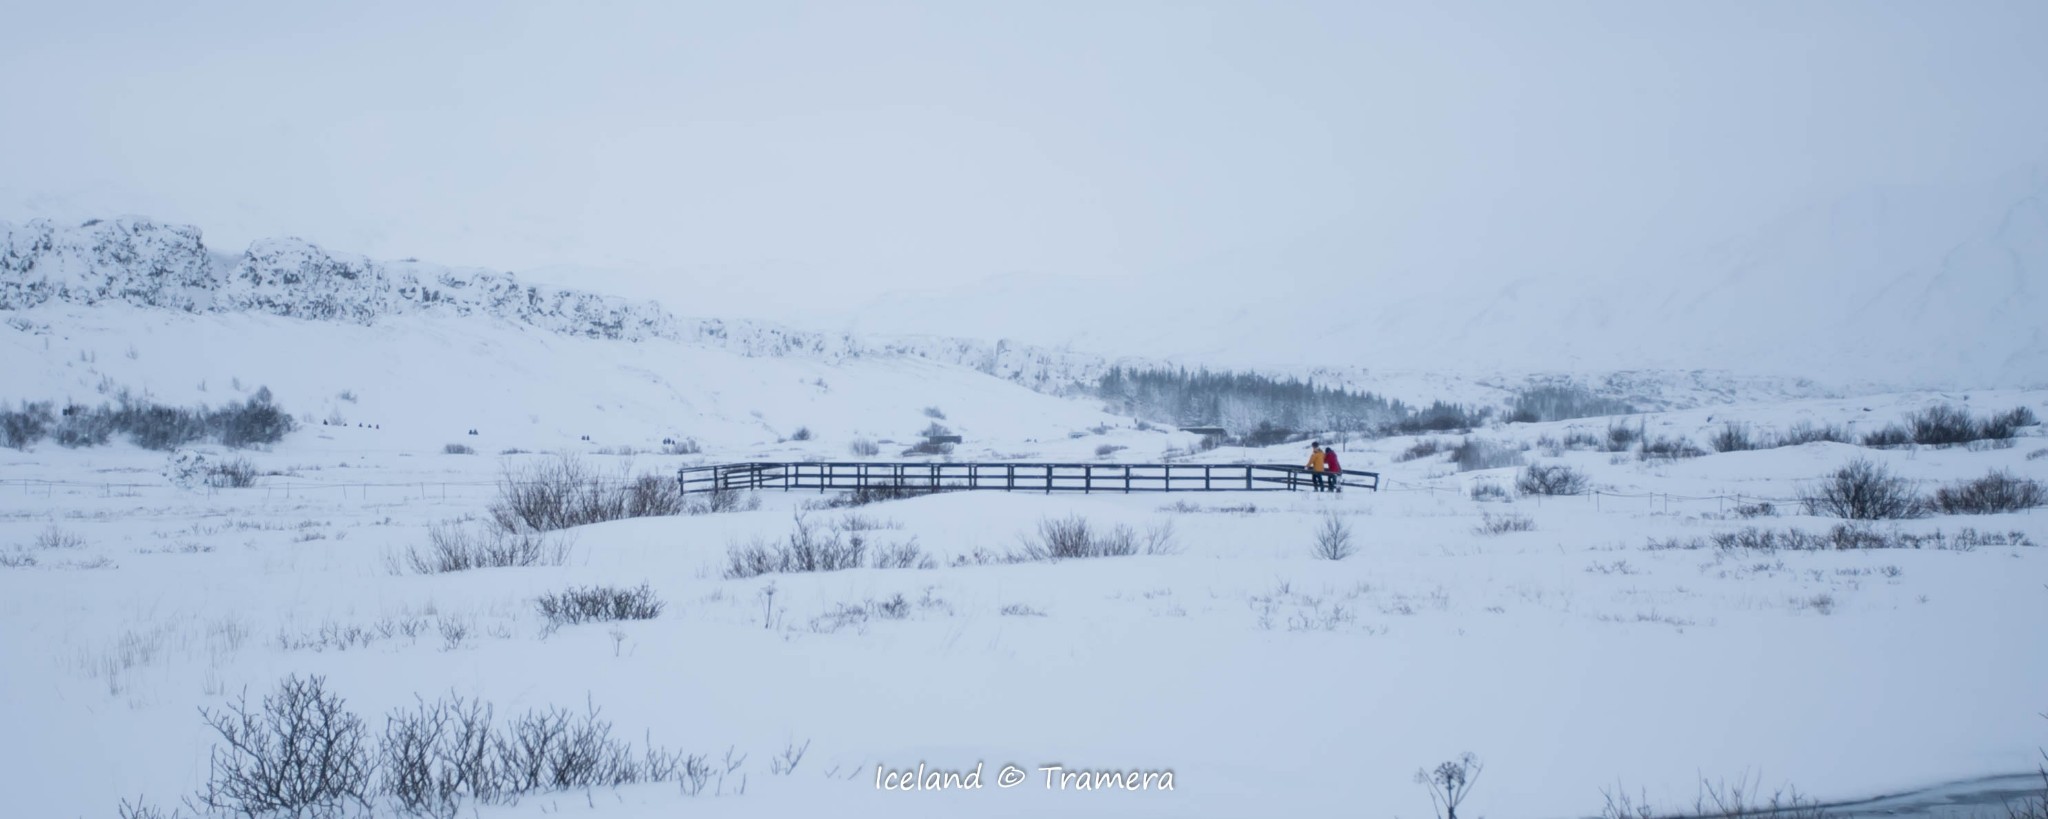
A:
[{"left": 1, "top": 219, "right": 2045, "bottom": 819}]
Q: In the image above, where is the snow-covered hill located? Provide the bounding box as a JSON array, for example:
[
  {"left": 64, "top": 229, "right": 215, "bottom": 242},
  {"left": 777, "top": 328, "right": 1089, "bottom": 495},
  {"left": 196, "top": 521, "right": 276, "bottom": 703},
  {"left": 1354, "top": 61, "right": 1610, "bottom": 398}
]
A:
[{"left": 0, "top": 217, "right": 1140, "bottom": 395}]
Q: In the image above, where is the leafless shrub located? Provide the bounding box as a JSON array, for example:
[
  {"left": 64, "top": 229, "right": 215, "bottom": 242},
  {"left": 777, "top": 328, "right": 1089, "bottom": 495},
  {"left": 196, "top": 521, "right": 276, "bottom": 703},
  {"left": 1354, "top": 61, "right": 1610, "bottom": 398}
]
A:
[
  {"left": 1095, "top": 443, "right": 1125, "bottom": 457},
  {"left": 1604, "top": 421, "right": 1644, "bottom": 452},
  {"left": 0, "top": 551, "right": 34, "bottom": 568},
  {"left": 1799, "top": 458, "right": 1922, "bottom": 520},
  {"left": 1000, "top": 603, "right": 1047, "bottom": 617},
  {"left": 1638, "top": 435, "right": 1706, "bottom": 460},
  {"left": 1517, "top": 463, "right": 1590, "bottom": 496},
  {"left": 664, "top": 438, "right": 702, "bottom": 455},
  {"left": 536, "top": 583, "right": 666, "bottom": 628},
  {"left": 1469, "top": 482, "right": 1510, "bottom": 502},
  {"left": 198, "top": 675, "right": 373, "bottom": 817},
  {"left": 206, "top": 457, "right": 259, "bottom": 488},
  {"left": 1018, "top": 515, "right": 1137, "bottom": 559},
  {"left": 724, "top": 514, "right": 930, "bottom": 578},
  {"left": 1732, "top": 501, "right": 1776, "bottom": 518},
  {"left": 442, "top": 443, "right": 475, "bottom": 455},
  {"left": 685, "top": 486, "right": 761, "bottom": 515},
  {"left": 1710, "top": 422, "right": 1759, "bottom": 452},
  {"left": 1310, "top": 513, "right": 1355, "bottom": 560},
  {"left": 1398, "top": 438, "right": 1448, "bottom": 462},
  {"left": 1860, "top": 424, "right": 1912, "bottom": 448},
  {"left": 2027, "top": 447, "right": 2048, "bottom": 461},
  {"left": 848, "top": 438, "right": 881, "bottom": 457},
  {"left": 1932, "top": 470, "right": 2047, "bottom": 515},
  {"left": 922, "top": 406, "right": 946, "bottom": 420},
  {"left": 789, "top": 426, "right": 813, "bottom": 441},
  {"left": 1778, "top": 422, "right": 1849, "bottom": 446},
  {"left": 34, "top": 525, "right": 86, "bottom": 550},
  {"left": 490, "top": 455, "right": 692, "bottom": 531},
  {"left": 401, "top": 522, "right": 569, "bottom": 574},
  {"left": 1475, "top": 512, "right": 1535, "bottom": 535},
  {"left": 1414, "top": 753, "right": 1482, "bottom": 819}
]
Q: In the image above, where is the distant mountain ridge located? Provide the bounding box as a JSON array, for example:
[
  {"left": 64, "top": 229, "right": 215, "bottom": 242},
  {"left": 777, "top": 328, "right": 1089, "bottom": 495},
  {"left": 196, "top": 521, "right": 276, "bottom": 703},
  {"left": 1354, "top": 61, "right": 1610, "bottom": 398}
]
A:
[
  {"left": 0, "top": 215, "right": 1838, "bottom": 413},
  {"left": 0, "top": 216, "right": 1135, "bottom": 393}
]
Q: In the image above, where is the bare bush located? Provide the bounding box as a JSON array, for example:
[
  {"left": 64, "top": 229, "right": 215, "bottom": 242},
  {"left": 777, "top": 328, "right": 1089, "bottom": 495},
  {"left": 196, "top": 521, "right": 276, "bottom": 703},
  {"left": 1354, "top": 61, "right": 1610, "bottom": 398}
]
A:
[
  {"left": 902, "top": 440, "right": 954, "bottom": 456},
  {"left": 922, "top": 406, "right": 946, "bottom": 420},
  {"left": 1475, "top": 512, "right": 1535, "bottom": 535},
  {"left": 1310, "top": 513, "right": 1355, "bottom": 560},
  {"left": 627, "top": 474, "right": 686, "bottom": 517},
  {"left": 1469, "top": 482, "right": 1510, "bottom": 502},
  {"left": 1414, "top": 753, "right": 1482, "bottom": 819},
  {"left": 1910, "top": 403, "right": 1979, "bottom": 445},
  {"left": 443, "top": 443, "right": 475, "bottom": 455},
  {"left": 198, "top": 675, "right": 373, "bottom": 817},
  {"left": 1398, "top": 438, "right": 1447, "bottom": 462},
  {"left": 1778, "top": 422, "right": 1849, "bottom": 446},
  {"left": 1710, "top": 423, "right": 1758, "bottom": 452},
  {"left": 1517, "top": 463, "right": 1590, "bottom": 496},
  {"left": 34, "top": 525, "right": 86, "bottom": 550},
  {"left": 1451, "top": 437, "right": 1524, "bottom": 472},
  {"left": 1012, "top": 515, "right": 1176, "bottom": 561},
  {"left": 685, "top": 486, "right": 761, "bottom": 515},
  {"left": 1507, "top": 384, "right": 1631, "bottom": 423},
  {"left": 664, "top": 438, "right": 702, "bottom": 455},
  {"left": 490, "top": 455, "right": 687, "bottom": 532},
  {"left": 206, "top": 457, "right": 259, "bottom": 488},
  {"left": 1799, "top": 458, "right": 1922, "bottom": 520},
  {"left": 1860, "top": 424, "right": 1912, "bottom": 448},
  {"left": 1604, "top": 421, "right": 1644, "bottom": 452},
  {"left": 1095, "top": 443, "right": 1125, "bottom": 458},
  {"left": 402, "top": 522, "right": 569, "bottom": 574},
  {"left": 1638, "top": 436, "right": 1706, "bottom": 460},
  {"left": 724, "top": 514, "right": 930, "bottom": 578},
  {"left": 848, "top": 438, "right": 881, "bottom": 457},
  {"left": 1932, "top": 470, "right": 2047, "bottom": 514},
  {"left": 536, "top": 583, "right": 666, "bottom": 628}
]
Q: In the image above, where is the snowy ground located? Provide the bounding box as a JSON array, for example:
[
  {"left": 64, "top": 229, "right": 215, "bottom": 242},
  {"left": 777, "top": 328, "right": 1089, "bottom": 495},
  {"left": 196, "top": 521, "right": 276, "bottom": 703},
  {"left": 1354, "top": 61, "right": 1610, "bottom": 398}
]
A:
[{"left": 3, "top": 390, "right": 2047, "bottom": 818}]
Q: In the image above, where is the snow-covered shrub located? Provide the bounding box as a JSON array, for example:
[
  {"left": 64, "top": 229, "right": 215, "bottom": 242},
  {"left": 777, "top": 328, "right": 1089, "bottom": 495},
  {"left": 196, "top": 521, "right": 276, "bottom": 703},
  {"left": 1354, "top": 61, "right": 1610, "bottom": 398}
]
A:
[
  {"left": 685, "top": 486, "right": 760, "bottom": 515},
  {"left": 1516, "top": 463, "right": 1590, "bottom": 496},
  {"left": 1474, "top": 512, "right": 1535, "bottom": 535},
  {"left": 490, "top": 455, "right": 686, "bottom": 532},
  {"left": 1505, "top": 383, "right": 1631, "bottom": 423},
  {"left": 626, "top": 474, "right": 685, "bottom": 517},
  {"left": 1451, "top": 438, "right": 1523, "bottom": 472},
  {"left": 1932, "top": 470, "right": 2046, "bottom": 515},
  {"left": 1310, "top": 513, "right": 1354, "bottom": 560},
  {"left": 724, "top": 514, "right": 929, "bottom": 578},
  {"left": 1909, "top": 403, "right": 1979, "bottom": 445},
  {"left": 198, "top": 675, "right": 373, "bottom": 818},
  {"left": 1468, "top": 482, "right": 1510, "bottom": 502},
  {"left": 1733, "top": 501, "right": 1777, "bottom": 518},
  {"left": 34, "top": 525, "right": 85, "bottom": 550},
  {"left": 1602, "top": 421, "right": 1644, "bottom": 452},
  {"left": 1860, "top": 424, "right": 1912, "bottom": 448},
  {"left": 535, "top": 583, "right": 665, "bottom": 628},
  {"left": 1799, "top": 459, "right": 1922, "bottom": 520},
  {"left": 1778, "top": 421, "right": 1849, "bottom": 446},
  {"left": 1, "top": 401, "right": 52, "bottom": 449},
  {"left": 1637, "top": 435, "right": 1706, "bottom": 461},
  {"left": 922, "top": 406, "right": 947, "bottom": 420},
  {"left": 1709, "top": 422, "right": 1759, "bottom": 452},
  {"left": 206, "top": 457, "right": 258, "bottom": 488},
  {"left": 443, "top": 443, "right": 475, "bottom": 455},
  {"left": 1978, "top": 405, "right": 2038, "bottom": 440},
  {"left": 789, "top": 426, "right": 813, "bottom": 441},
  {"left": 663, "top": 437, "right": 702, "bottom": 455},
  {"left": 1397, "top": 438, "right": 1447, "bottom": 462},
  {"left": 902, "top": 440, "right": 954, "bottom": 456},
  {"left": 847, "top": 437, "right": 881, "bottom": 457},
  {"left": 1095, "top": 443, "right": 1125, "bottom": 457},
  {"left": 401, "top": 522, "right": 569, "bottom": 574}
]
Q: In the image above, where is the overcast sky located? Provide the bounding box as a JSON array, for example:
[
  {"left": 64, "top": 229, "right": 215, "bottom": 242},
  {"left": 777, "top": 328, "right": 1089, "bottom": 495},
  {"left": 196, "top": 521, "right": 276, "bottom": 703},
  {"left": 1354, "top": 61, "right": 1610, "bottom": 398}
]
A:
[{"left": 4, "top": 0, "right": 2046, "bottom": 339}]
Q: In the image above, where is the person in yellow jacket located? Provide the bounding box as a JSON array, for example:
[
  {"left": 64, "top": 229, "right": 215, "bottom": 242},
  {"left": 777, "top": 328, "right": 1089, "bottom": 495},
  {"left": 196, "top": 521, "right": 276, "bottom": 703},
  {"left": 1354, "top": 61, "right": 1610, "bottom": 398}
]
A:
[{"left": 1307, "top": 442, "right": 1327, "bottom": 492}]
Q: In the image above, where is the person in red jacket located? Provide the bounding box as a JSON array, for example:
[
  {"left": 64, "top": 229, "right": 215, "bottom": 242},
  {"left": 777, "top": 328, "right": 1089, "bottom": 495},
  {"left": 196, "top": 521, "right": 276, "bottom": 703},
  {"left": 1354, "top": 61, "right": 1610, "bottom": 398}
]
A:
[{"left": 1322, "top": 447, "right": 1342, "bottom": 493}]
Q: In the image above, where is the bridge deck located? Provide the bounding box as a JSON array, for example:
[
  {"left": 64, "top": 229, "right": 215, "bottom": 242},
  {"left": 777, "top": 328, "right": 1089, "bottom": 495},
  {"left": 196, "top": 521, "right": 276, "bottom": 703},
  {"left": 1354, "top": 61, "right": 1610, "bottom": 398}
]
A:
[{"left": 679, "top": 462, "right": 1380, "bottom": 494}]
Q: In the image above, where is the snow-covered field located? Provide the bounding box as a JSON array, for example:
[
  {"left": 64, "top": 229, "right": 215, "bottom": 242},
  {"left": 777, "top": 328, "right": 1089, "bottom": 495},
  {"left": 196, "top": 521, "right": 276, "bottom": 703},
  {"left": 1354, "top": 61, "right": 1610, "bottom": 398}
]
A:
[{"left": 4, "top": 380, "right": 2045, "bottom": 817}]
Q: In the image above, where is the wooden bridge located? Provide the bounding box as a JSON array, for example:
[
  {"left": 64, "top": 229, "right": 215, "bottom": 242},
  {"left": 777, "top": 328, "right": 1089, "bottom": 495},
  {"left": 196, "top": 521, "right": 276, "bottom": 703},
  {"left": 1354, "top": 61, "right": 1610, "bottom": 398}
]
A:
[{"left": 678, "top": 462, "right": 1380, "bottom": 494}]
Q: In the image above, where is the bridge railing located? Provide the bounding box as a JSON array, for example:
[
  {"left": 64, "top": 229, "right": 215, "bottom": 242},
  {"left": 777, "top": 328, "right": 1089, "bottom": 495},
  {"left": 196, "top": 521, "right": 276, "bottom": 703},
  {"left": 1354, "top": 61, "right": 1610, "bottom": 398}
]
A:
[{"left": 678, "top": 462, "right": 1380, "bottom": 494}]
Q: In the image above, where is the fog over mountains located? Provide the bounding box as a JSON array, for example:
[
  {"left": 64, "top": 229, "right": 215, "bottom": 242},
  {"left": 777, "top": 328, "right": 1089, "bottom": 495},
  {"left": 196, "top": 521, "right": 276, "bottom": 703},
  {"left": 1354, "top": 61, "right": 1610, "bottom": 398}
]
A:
[{"left": 4, "top": 157, "right": 2043, "bottom": 397}]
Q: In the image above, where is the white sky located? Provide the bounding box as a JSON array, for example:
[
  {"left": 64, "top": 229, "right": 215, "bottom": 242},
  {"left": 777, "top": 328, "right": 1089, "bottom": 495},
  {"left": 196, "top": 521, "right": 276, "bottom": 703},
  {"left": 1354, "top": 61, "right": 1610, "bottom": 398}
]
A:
[{"left": 4, "top": 1, "right": 2046, "bottom": 345}]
